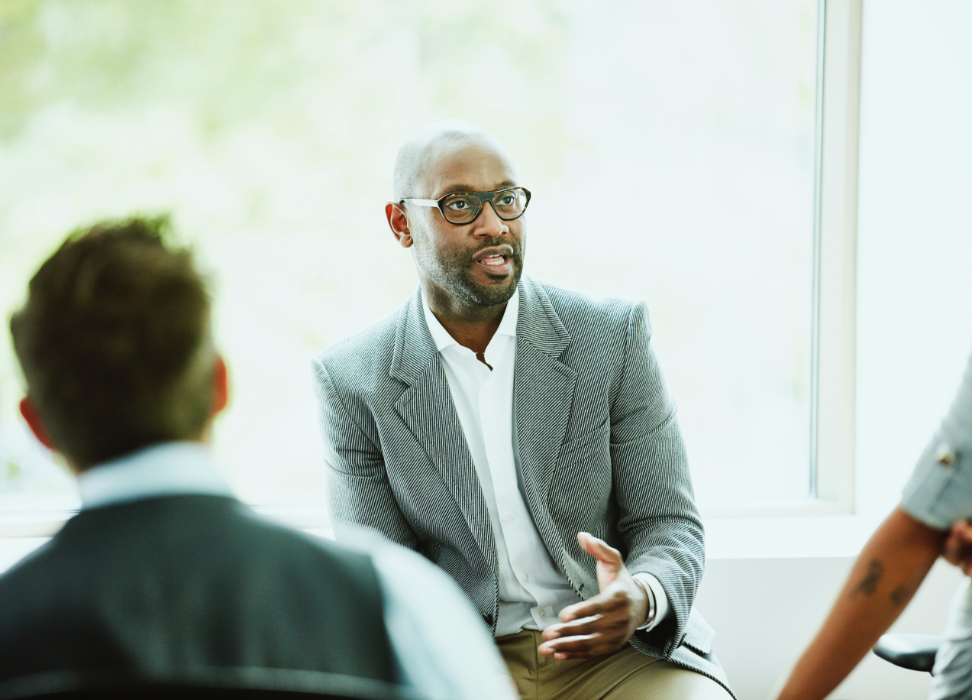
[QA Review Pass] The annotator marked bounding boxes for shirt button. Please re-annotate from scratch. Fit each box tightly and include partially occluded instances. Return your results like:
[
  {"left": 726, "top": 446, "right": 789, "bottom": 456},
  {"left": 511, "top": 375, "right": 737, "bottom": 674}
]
[
  {"left": 506, "top": 512, "right": 515, "bottom": 522},
  {"left": 935, "top": 443, "right": 957, "bottom": 467},
  {"left": 522, "top": 574, "right": 530, "bottom": 583},
  {"left": 538, "top": 609, "right": 546, "bottom": 619}
]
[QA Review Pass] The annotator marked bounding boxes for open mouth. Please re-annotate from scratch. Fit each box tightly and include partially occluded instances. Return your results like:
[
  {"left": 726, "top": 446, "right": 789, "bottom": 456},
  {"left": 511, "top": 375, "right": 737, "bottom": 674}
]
[
  {"left": 472, "top": 246, "right": 515, "bottom": 275},
  {"left": 478, "top": 254, "right": 508, "bottom": 267}
]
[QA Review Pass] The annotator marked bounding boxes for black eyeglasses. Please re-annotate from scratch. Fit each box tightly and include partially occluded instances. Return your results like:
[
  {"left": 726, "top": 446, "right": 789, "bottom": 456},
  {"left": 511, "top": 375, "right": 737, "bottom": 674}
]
[{"left": 400, "top": 186, "right": 531, "bottom": 225}]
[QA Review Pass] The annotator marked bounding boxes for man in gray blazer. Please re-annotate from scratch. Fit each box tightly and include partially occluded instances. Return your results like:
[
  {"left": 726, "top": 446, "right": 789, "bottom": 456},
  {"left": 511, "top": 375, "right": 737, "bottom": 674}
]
[{"left": 313, "top": 120, "right": 732, "bottom": 699}]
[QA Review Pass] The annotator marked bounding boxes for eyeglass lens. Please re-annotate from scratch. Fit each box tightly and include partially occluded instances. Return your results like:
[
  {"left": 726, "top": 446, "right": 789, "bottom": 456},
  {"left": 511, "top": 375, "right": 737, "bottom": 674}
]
[{"left": 440, "top": 188, "right": 528, "bottom": 224}]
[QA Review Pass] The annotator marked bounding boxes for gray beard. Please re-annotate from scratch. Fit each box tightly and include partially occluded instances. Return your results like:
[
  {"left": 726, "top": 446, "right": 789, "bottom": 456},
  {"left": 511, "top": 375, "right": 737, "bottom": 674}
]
[
  {"left": 444, "top": 265, "right": 522, "bottom": 308},
  {"left": 418, "top": 233, "right": 525, "bottom": 309}
]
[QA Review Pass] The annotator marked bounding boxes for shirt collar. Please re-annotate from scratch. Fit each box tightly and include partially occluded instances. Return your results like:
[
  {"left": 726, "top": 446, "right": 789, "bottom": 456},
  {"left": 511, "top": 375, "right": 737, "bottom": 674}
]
[
  {"left": 77, "top": 441, "right": 233, "bottom": 510},
  {"left": 421, "top": 287, "right": 520, "bottom": 352}
]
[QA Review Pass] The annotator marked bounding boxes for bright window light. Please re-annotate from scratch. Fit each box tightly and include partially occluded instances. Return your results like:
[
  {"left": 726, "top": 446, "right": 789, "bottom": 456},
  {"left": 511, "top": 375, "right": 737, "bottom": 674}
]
[{"left": 0, "top": 0, "right": 818, "bottom": 515}]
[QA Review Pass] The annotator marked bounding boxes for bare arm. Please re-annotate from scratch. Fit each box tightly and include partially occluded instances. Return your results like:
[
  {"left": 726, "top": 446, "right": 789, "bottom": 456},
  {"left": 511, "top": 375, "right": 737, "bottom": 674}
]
[{"left": 775, "top": 506, "right": 946, "bottom": 700}]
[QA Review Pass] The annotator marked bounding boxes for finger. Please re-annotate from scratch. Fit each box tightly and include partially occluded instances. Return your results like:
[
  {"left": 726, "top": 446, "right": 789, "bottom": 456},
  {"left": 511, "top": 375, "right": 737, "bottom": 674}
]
[
  {"left": 538, "top": 633, "right": 598, "bottom": 656},
  {"left": 943, "top": 536, "right": 962, "bottom": 565},
  {"left": 543, "top": 615, "right": 621, "bottom": 640},
  {"left": 948, "top": 521, "right": 972, "bottom": 547},
  {"left": 558, "top": 591, "right": 627, "bottom": 622},
  {"left": 943, "top": 530, "right": 972, "bottom": 567},
  {"left": 577, "top": 532, "right": 623, "bottom": 569},
  {"left": 539, "top": 634, "right": 617, "bottom": 660}
]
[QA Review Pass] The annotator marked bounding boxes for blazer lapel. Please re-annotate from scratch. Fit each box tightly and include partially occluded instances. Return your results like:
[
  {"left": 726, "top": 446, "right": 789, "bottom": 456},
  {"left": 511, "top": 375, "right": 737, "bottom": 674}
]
[
  {"left": 514, "top": 277, "right": 578, "bottom": 548},
  {"left": 390, "top": 288, "right": 497, "bottom": 571}
]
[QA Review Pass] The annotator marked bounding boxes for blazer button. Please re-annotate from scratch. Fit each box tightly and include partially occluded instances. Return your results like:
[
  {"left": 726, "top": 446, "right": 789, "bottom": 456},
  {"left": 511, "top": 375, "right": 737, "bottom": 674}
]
[{"left": 935, "top": 443, "right": 957, "bottom": 467}]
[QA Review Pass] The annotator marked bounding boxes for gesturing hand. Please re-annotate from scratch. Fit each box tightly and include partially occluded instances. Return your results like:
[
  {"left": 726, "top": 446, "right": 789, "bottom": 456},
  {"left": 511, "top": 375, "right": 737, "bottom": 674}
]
[
  {"left": 538, "top": 532, "right": 649, "bottom": 661},
  {"left": 943, "top": 519, "right": 972, "bottom": 576}
]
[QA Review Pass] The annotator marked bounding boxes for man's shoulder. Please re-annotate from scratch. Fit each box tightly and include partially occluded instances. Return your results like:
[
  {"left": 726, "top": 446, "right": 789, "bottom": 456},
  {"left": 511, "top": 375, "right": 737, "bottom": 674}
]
[
  {"left": 313, "top": 305, "right": 402, "bottom": 380},
  {"left": 526, "top": 276, "right": 646, "bottom": 335},
  {"left": 0, "top": 537, "right": 57, "bottom": 596},
  {"left": 0, "top": 497, "right": 382, "bottom": 596}
]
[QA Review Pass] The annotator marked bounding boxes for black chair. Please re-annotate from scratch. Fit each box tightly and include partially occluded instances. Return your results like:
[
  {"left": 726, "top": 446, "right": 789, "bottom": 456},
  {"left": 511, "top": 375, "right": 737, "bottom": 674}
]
[
  {"left": 873, "top": 633, "right": 945, "bottom": 674},
  {"left": 0, "top": 668, "right": 427, "bottom": 700}
]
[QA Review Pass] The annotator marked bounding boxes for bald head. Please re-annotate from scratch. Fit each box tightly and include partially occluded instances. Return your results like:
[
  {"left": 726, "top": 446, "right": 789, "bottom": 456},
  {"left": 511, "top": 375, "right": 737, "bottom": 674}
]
[{"left": 392, "top": 120, "right": 515, "bottom": 201}]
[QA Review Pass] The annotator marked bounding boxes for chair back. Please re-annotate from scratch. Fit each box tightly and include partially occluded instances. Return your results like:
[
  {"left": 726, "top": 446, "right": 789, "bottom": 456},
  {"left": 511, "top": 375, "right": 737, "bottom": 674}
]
[
  {"left": 872, "top": 633, "right": 943, "bottom": 674},
  {"left": 0, "top": 668, "right": 427, "bottom": 700}
]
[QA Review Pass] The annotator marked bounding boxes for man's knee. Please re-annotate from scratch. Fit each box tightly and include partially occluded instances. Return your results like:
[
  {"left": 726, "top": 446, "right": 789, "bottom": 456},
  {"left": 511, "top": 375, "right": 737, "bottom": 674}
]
[{"left": 607, "top": 660, "right": 732, "bottom": 700}]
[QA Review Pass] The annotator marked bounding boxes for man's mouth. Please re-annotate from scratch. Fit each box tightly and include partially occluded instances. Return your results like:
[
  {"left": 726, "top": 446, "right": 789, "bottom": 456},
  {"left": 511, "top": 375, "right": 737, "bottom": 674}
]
[
  {"left": 472, "top": 246, "right": 515, "bottom": 275},
  {"left": 479, "top": 254, "right": 508, "bottom": 267}
]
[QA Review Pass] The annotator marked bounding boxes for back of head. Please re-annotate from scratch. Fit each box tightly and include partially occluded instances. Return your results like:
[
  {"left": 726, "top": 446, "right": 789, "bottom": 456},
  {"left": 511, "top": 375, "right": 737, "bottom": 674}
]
[{"left": 9, "top": 217, "right": 215, "bottom": 470}]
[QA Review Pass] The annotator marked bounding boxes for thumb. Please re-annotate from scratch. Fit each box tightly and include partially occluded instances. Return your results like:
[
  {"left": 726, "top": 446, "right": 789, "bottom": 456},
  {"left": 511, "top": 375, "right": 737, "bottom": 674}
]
[{"left": 578, "top": 532, "right": 624, "bottom": 581}]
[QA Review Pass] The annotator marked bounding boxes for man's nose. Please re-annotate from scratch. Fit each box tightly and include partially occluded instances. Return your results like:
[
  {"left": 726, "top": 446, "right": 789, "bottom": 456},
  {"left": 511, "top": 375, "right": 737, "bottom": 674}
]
[{"left": 472, "top": 201, "right": 510, "bottom": 237}]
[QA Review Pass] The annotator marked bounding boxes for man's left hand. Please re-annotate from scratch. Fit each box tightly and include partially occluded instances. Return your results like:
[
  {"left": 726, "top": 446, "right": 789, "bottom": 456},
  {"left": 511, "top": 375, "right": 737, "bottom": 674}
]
[{"left": 538, "top": 532, "right": 649, "bottom": 661}]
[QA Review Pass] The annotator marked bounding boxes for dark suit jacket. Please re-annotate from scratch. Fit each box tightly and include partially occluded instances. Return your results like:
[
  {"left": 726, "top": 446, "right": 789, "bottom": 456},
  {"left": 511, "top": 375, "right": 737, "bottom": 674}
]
[
  {"left": 0, "top": 495, "right": 396, "bottom": 687},
  {"left": 313, "top": 275, "right": 732, "bottom": 695}
]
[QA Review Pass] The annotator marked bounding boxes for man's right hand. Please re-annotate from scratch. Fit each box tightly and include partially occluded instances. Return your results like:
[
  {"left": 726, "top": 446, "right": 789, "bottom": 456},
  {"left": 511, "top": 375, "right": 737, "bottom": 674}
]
[{"left": 942, "top": 519, "right": 972, "bottom": 575}]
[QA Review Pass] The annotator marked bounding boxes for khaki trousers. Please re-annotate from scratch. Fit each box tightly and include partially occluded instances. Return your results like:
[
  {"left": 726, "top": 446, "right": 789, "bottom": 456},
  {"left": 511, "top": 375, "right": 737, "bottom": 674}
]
[{"left": 497, "top": 630, "right": 731, "bottom": 700}]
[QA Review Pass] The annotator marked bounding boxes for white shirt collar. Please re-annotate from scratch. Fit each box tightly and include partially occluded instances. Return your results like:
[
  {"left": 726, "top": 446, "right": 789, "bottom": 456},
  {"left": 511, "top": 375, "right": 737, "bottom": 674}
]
[
  {"left": 421, "top": 286, "right": 519, "bottom": 352},
  {"left": 77, "top": 441, "right": 233, "bottom": 509}
]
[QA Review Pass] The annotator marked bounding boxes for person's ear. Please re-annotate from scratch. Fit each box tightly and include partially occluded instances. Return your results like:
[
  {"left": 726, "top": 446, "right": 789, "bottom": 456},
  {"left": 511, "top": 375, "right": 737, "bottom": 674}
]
[
  {"left": 211, "top": 354, "right": 229, "bottom": 417},
  {"left": 386, "top": 202, "right": 414, "bottom": 249},
  {"left": 19, "top": 396, "right": 57, "bottom": 451}
]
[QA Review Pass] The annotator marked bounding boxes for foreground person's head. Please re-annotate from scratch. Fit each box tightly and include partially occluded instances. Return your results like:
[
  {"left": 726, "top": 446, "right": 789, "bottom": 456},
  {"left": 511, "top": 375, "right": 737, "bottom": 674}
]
[
  {"left": 385, "top": 119, "right": 530, "bottom": 313},
  {"left": 10, "top": 217, "right": 227, "bottom": 473}
]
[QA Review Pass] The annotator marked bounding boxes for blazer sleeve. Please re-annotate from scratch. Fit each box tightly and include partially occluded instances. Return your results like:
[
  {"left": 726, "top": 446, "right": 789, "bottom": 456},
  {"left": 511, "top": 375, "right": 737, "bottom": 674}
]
[
  {"left": 312, "top": 357, "right": 419, "bottom": 551},
  {"left": 609, "top": 301, "right": 705, "bottom": 655}
]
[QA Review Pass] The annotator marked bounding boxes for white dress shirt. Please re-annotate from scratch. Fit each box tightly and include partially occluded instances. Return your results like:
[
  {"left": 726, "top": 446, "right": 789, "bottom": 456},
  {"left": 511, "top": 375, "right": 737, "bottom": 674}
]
[
  {"left": 422, "top": 290, "right": 669, "bottom": 636},
  {"left": 77, "top": 442, "right": 515, "bottom": 700}
]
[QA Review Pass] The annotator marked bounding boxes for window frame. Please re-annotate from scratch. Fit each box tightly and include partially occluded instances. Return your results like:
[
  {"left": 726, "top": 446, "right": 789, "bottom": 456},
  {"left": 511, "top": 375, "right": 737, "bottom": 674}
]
[{"left": 700, "top": 0, "right": 863, "bottom": 519}]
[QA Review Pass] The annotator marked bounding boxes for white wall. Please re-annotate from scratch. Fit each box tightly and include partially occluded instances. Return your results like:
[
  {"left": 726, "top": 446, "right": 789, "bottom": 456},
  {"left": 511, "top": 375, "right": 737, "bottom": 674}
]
[
  {"left": 698, "top": 558, "right": 963, "bottom": 700},
  {"left": 700, "top": 1, "right": 972, "bottom": 698}
]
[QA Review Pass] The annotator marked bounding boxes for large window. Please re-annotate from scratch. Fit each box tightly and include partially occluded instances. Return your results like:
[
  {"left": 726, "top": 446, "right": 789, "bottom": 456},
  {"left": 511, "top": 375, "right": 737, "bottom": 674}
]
[{"left": 0, "top": 0, "right": 827, "bottom": 528}]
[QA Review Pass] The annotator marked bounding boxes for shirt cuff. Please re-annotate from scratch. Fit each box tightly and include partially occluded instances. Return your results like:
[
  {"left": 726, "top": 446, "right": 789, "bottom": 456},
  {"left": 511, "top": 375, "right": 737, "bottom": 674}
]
[{"left": 632, "top": 573, "right": 670, "bottom": 632}]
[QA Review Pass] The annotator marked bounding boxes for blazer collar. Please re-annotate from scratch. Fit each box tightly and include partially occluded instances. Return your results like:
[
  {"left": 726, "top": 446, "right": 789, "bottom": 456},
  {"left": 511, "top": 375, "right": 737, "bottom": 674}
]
[
  {"left": 511, "top": 276, "right": 577, "bottom": 559},
  {"left": 389, "top": 286, "right": 437, "bottom": 386},
  {"left": 389, "top": 275, "right": 570, "bottom": 385},
  {"left": 515, "top": 275, "right": 571, "bottom": 359}
]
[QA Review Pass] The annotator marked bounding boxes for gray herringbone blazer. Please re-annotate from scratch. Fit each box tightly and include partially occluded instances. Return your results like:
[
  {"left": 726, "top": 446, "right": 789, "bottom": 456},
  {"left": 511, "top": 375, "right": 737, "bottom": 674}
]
[{"left": 313, "top": 275, "right": 731, "bottom": 694}]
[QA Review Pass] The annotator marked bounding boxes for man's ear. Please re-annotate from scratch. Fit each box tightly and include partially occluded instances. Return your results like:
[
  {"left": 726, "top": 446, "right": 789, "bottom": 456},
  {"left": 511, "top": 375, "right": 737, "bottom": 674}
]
[
  {"left": 212, "top": 354, "right": 229, "bottom": 417},
  {"left": 385, "top": 202, "right": 414, "bottom": 249},
  {"left": 19, "top": 396, "right": 57, "bottom": 451}
]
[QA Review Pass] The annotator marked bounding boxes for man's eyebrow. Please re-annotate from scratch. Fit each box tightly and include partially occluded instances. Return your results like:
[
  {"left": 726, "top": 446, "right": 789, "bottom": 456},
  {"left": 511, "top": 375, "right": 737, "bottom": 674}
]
[{"left": 438, "top": 180, "right": 517, "bottom": 196}]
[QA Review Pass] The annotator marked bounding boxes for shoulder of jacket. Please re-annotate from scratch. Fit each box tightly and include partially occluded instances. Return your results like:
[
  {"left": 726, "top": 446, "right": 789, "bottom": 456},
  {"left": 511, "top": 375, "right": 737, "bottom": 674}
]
[
  {"left": 528, "top": 276, "right": 643, "bottom": 332},
  {"left": 313, "top": 307, "right": 400, "bottom": 375}
]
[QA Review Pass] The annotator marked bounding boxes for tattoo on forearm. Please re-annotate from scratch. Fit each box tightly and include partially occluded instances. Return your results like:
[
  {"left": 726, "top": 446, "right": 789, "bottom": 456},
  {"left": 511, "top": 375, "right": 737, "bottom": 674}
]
[
  {"left": 852, "top": 560, "right": 884, "bottom": 598},
  {"left": 889, "top": 570, "right": 924, "bottom": 607},
  {"left": 890, "top": 585, "right": 910, "bottom": 606}
]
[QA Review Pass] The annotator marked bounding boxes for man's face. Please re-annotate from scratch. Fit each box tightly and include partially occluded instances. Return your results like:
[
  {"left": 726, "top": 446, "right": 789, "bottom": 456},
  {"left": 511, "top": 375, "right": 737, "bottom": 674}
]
[{"left": 407, "top": 139, "right": 525, "bottom": 309}]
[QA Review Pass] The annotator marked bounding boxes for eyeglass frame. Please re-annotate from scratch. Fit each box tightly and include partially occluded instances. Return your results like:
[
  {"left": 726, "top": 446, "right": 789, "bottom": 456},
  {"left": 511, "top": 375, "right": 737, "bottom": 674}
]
[{"left": 398, "top": 186, "right": 532, "bottom": 226}]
